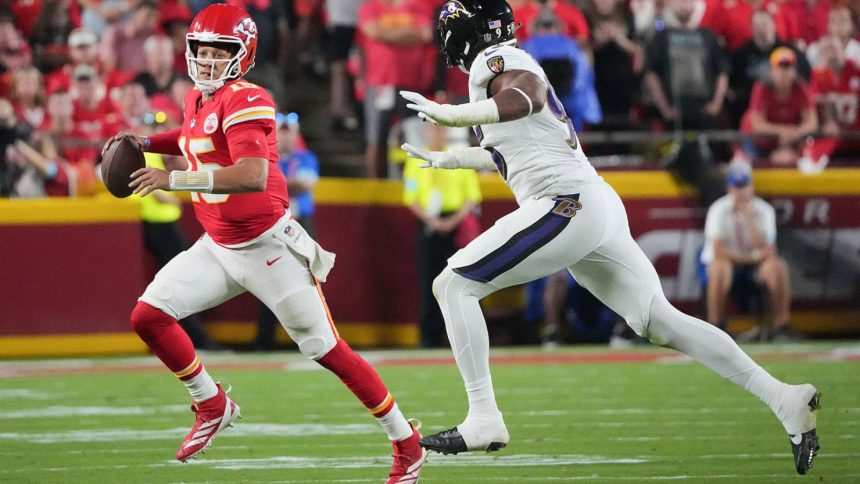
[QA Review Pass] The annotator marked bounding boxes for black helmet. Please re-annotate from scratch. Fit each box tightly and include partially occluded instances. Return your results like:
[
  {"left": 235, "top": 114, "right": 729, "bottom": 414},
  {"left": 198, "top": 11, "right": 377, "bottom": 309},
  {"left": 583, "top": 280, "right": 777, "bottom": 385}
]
[{"left": 437, "top": 0, "right": 516, "bottom": 71}]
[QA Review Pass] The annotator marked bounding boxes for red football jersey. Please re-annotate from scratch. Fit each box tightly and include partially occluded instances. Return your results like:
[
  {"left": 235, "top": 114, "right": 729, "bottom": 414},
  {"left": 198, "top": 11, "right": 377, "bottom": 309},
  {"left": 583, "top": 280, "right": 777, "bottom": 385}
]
[
  {"left": 812, "top": 61, "right": 860, "bottom": 130},
  {"left": 179, "top": 79, "right": 288, "bottom": 245}
]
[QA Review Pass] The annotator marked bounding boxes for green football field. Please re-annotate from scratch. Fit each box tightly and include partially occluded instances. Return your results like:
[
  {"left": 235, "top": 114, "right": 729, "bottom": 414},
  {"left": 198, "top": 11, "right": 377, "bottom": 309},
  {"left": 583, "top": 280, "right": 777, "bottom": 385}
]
[{"left": 1, "top": 343, "right": 858, "bottom": 483}]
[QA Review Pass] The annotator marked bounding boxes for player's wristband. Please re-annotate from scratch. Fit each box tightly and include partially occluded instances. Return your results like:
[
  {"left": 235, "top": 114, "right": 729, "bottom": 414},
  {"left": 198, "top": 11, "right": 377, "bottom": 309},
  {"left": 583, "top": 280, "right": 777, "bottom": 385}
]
[{"left": 169, "top": 170, "right": 213, "bottom": 193}]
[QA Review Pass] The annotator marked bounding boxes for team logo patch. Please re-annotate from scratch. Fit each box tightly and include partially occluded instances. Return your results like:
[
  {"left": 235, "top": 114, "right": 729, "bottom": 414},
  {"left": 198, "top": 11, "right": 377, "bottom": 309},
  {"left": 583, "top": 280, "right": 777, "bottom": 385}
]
[
  {"left": 551, "top": 196, "right": 582, "bottom": 218},
  {"left": 203, "top": 113, "right": 218, "bottom": 134},
  {"left": 487, "top": 55, "right": 505, "bottom": 74},
  {"left": 440, "top": 1, "right": 470, "bottom": 24}
]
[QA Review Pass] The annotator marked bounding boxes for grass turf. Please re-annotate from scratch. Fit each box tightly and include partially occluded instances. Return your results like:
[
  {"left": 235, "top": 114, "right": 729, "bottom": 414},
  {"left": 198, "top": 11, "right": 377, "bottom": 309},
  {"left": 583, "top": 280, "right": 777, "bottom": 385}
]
[{"left": 0, "top": 343, "right": 857, "bottom": 483}]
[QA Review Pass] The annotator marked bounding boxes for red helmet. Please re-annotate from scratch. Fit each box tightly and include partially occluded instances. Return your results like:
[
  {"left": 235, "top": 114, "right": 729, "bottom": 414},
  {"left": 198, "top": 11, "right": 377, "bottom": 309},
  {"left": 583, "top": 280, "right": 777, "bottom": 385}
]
[{"left": 186, "top": 4, "right": 258, "bottom": 93}]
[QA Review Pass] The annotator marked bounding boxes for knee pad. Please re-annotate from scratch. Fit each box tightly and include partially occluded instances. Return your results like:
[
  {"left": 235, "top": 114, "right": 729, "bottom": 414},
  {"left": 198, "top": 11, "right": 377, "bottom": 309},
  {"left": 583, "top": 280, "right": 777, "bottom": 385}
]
[
  {"left": 130, "top": 301, "right": 177, "bottom": 344},
  {"left": 432, "top": 268, "right": 457, "bottom": 301},
  {"left": 271, "top": 287, "right": 337, "bottom": 359}
]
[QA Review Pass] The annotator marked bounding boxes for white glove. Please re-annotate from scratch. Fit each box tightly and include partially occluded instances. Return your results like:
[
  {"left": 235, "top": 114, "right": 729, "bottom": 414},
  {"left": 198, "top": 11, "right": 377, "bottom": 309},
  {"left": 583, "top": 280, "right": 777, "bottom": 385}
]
[
  {"left": 401, "top": 143, "right": 459, "bottom": 169},
  {"left": 400, "top": 90, "right": 500, "bottom": 127}
]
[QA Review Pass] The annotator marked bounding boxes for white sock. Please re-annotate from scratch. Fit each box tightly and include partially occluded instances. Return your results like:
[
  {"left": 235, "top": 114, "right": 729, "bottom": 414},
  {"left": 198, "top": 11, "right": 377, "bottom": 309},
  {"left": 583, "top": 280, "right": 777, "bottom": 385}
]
[
  {"left": 466, "top": 376, "right": 501, "bottom": 417},
  {"left": 377, "top": 403, "right": 413, "bottom": 441},
  {"left": 183, "top": 368, "right": 218, "bottom": 402}
]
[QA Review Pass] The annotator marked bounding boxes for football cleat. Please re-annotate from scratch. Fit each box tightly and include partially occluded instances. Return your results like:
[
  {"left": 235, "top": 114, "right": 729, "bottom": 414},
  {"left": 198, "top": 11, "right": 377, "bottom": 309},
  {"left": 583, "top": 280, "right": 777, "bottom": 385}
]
[
  {"left": 385, "top": 419, "right": 428, "bottom": 484},
  {"left": 419, "top": 427, "right": 507, "bottom": 455},
  {"left": 789, "top": 391, "right": 822, "bottom": 474},
  {"left": 176, "top": 383, "right": 241, "bottom": 462}
]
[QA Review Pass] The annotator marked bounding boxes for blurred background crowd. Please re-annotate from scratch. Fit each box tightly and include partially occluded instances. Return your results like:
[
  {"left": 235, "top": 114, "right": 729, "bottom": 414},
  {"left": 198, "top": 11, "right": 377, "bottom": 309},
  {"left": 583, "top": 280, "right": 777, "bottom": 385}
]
[{"left": 2, "top": 0, "right": 860, "bottom": 198}]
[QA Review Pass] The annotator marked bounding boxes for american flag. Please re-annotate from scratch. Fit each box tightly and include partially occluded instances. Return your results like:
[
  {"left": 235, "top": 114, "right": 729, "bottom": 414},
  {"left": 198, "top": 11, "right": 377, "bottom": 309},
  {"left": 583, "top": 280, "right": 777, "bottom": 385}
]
[{"left": 488, "top": 20, "right": 501, "bottom": 29}]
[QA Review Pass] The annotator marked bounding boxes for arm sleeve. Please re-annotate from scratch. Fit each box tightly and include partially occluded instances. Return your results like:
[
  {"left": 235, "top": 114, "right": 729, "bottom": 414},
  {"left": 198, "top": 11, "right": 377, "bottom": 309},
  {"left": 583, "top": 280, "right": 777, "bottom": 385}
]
[{"left": 148, "top": 128, "right": 183, "bottom": 155}]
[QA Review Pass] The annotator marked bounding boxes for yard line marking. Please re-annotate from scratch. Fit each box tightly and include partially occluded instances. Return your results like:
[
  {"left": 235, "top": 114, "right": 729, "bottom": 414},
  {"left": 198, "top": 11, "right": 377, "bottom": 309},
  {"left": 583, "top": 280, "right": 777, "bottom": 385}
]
[
  {"left": 0, "top": 389, "right": 54, "bottom": 400},
  {"left": 0, "top": 405, "right": 186, "bottom": 419},
  {"left": 0, "top": 423, "right": 379, "bottom": 443}
]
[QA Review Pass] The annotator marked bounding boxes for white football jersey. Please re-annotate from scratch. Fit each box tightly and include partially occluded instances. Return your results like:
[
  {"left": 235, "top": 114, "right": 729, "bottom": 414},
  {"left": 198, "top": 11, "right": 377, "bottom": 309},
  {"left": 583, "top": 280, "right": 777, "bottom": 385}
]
[{"left": 469, "top": 44, "right": 600, "bottom": 204}]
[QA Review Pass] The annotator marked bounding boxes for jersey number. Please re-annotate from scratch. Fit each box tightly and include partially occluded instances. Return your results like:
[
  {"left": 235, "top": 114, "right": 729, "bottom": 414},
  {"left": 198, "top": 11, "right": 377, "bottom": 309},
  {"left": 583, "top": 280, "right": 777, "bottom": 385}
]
[
  {"left": 546, "top": 82, "right": 579, "bottom": 150},
  {"left": 178, "top": 136, "right": 230, "bottom": 204}
]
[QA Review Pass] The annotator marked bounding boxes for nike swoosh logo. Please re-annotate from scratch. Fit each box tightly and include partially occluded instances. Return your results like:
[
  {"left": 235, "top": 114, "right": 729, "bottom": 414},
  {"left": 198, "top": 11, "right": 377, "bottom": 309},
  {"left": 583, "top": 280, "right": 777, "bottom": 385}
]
[
  {"left": 790, "top": 434, "right": 802, "bottom": 445},
  {"left": 248, "top": 95, "right": 261, "bottom": 102},
  {"left": 266, "top": 257, "right": 282, "bottom": 266},
  {"left": 484, "top": 47, "right": 501, "bottom": 57}
]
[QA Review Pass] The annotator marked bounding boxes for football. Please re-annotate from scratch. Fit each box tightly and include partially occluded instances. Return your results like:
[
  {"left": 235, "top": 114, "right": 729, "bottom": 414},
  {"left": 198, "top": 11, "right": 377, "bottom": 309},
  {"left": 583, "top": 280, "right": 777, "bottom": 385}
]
[{"left": 100, "top": 137, "right": 145, "bottom": 198}]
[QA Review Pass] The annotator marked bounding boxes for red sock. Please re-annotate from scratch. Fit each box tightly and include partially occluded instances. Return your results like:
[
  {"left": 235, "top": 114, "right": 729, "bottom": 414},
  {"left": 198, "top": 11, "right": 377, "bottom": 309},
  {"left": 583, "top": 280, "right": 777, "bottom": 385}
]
[
  {"left": 317, "top": 339, "right": 395, "bottom": 417},
  {"left": 131, "top": 301, "right": 202, "bottom": 379}
]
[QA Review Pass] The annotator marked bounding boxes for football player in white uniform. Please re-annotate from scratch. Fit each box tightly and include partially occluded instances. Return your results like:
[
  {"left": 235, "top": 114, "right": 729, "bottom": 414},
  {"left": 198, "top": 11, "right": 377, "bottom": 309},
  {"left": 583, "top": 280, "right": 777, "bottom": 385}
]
[{"left": 399, "top": 0, "right": 821, "bottom": 475}]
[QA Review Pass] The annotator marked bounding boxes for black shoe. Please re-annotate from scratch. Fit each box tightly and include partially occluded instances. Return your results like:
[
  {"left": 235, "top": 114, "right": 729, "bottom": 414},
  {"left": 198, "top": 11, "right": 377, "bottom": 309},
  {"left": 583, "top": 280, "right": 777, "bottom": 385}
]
[
  {"left": 789, "top": 391, "right": 822, "bottom": 474},
  {"left": 418, "top": 427, "right": 507, "bottom": 455}
]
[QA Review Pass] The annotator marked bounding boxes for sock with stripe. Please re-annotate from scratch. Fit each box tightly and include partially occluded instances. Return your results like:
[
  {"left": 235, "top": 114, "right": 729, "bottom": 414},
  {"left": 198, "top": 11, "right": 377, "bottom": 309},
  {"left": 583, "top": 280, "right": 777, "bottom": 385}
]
[
  {"left": 317, "top": 339, "right": 413, "bottom": 441},
  {"left": 131, "top": 301, "right": 218, "bottom": 402}
]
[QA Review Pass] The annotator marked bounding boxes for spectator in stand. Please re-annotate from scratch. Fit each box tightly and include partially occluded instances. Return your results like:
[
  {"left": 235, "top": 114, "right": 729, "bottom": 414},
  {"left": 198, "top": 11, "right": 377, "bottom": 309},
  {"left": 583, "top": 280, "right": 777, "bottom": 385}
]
[
  {"left": 0, "top": 35, "right": 33, "bottom": 97},
  {"left": 45, "top": 27, "right": 130, "bottom": 95},
  {"left": 295, "top": 0, "right": 326, "bottom": 78},
  {"left": 644, "top": 0, "right": 728, "bottom": 131},
  {"left": 325, "top": 0, "right": 362, "bottom": 131},
  {"left": 584, "top": 0, "right": 643, "bottom": 130},
  {"left": 161, "top": 9, "right": 193, "bottom": 74},
  {"left": 514, "top": 0, "right": 590, "bottom": 44},
  {"left": 729, "top": 9, "right": 811, "bottom": 127},
  {"left": 79, "top": 0, "right": 132, "bottom": 37},
  {"left": 134, "top": 34, "right": 181, "bottom": 97},
  {"left": 806, "top": 6, "right": 860, "bottom": 69},
  {"left": 149, "top": 76, "right": 190, "bottom": 129},
  {"left": 10, "top": 66, "right": 46, "bottom": 130},
  {"left": 67, "top": 63, "right": 128, "bottom": 166},
  {"left": 740, "top": 47, "right": 817, "bottom": 166},
  {"left": 100, "top": 0, "right": 160, "bottom": 74},
  {"left": 643, "top": 0, "right": 728, "bottom": 203},
  {"left": 403, "top": 123, "right": 482, "bottom": 348},
  {"left": 12, "top": 132, "right": 75, "bottom": 197},
  {"left": 701, "top": 161, "right": 795, "bottom": 341},
  {"left": 358, "top": 0, "right": 435, "bottom": 178},
  {"left": 807, "top": 35, "right": 860, "bottom": 169},
  {"left": 254, "top": 112, "right": 321, "bottom": 351},
  {"left": 700, "top": 0, "right": 799, "bottom": 53},
  {"left": 42, "top": 89, "right": 74, "bottom": 137},
  {"left": 117, "top": 77, "right": 152, "bottom": 130},
  {"left": 29, "top": 0, "right": 82, "bottom": 73},
  {"left": 521, "top": 8, "right": 602, "bottom": 131},
  {"left": 0, "top": 98, "right": 35, "bottom": 196}
]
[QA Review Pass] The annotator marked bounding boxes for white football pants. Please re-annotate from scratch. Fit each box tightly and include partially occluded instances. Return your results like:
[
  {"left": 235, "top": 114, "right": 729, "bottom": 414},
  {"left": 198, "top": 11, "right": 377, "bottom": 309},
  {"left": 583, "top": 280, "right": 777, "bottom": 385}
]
[
  {"left": 435, "top": 181, "right": 779, "bottom": 419},
  {"left": 139, "top": 214, "right": 338, "bottom": 359}
]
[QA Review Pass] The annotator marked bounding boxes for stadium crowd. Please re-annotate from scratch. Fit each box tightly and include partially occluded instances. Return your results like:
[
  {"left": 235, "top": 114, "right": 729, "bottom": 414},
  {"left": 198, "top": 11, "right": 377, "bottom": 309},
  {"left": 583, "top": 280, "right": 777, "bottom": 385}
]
[{"left": 1, "top": 0, "right": 859, "bottom": 198}]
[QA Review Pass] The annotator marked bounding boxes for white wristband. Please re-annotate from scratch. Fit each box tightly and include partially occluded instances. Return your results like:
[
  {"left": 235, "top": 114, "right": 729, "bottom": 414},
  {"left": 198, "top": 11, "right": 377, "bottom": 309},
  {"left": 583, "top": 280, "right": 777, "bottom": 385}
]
[
  {"left": 450, "top": 147, "right": 497, "bottom": 170},
  {"left": 169, "top": 170, "right": 213, "bottom": 192},
  {"left": 443, "top": 99, "right": 500, "bottom": 127}
]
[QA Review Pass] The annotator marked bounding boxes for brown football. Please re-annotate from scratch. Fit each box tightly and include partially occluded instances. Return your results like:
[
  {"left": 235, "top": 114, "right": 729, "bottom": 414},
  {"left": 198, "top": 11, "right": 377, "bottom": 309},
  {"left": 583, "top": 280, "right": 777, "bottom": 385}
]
[{"left": 100, "top": 137, "right": 145, "bottom": 198}]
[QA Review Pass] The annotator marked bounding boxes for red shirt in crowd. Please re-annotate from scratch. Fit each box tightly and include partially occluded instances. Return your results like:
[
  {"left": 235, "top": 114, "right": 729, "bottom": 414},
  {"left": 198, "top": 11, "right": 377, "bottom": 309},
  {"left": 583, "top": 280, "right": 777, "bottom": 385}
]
[
  {"left": 514, "top": 0, "right": 590, "bottom": 42},
  {"left": 63, "top": 97, "right": 127, "bottom": 164},
  {"left": 741, "top": 79, "right": 814, "bottom": 131},
  {"left": 812, "top": 60, "right": 860, "bottom": 130},
  {"left": 45, "top": 63, "right": 134, "bottom": 95},
  {"left": 357, "top": 0, "right": 435, "bottom": 91},
  {"left": 700, "top": 0, "right": 811, "bottom": 52}
]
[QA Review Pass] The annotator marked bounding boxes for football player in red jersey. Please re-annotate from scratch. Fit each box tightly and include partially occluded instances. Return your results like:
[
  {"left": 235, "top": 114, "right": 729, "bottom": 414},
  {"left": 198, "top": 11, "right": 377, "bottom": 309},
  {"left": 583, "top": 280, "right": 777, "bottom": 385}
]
[{"left": 103, "top": 5, "right": 426, "bottom": 481}]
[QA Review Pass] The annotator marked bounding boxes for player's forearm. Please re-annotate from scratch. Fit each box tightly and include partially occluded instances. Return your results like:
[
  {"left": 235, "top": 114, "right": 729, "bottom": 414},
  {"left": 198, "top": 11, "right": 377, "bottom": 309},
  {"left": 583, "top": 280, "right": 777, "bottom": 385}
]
[
  {"left": 169, "top": 157, "right": 268, "bottom": 193},
  {"left": 450, "top": 147, "right": 497, "bottom": 170},
  {"left": 147, "top": 128, "right": 183, "bottom": 156},
  {"left": 211, "top": 157, "right": 268, "bottom": 193}
]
